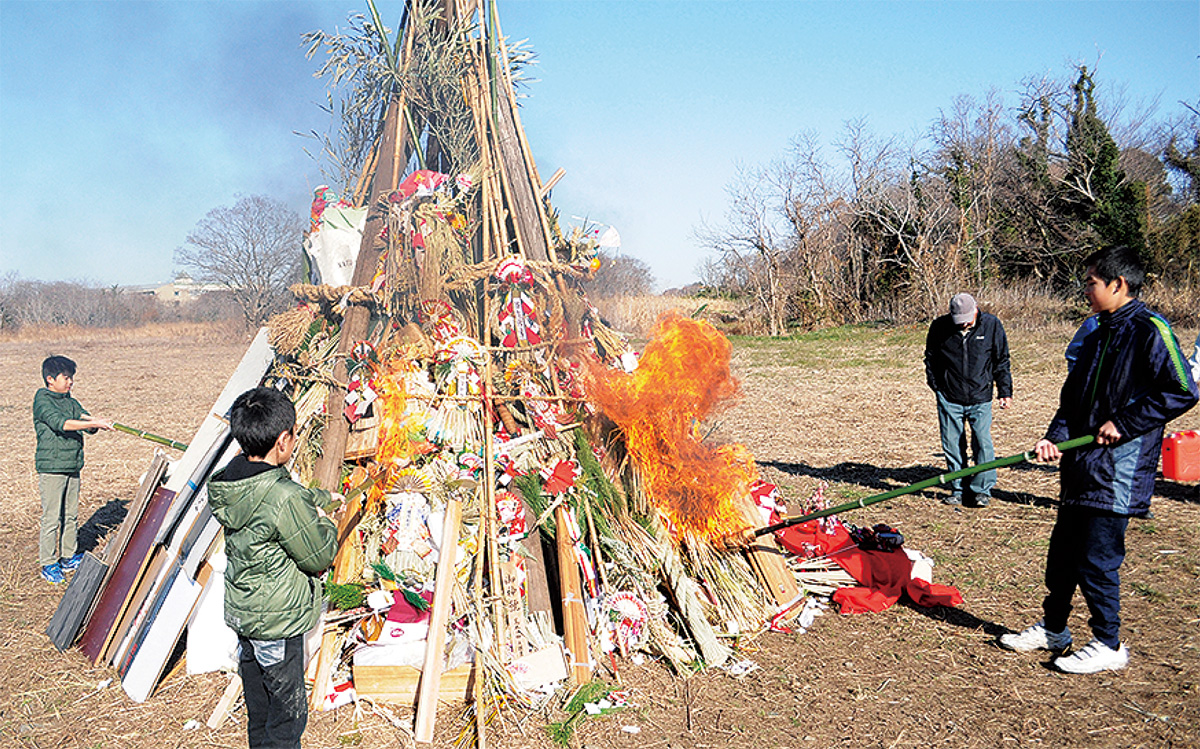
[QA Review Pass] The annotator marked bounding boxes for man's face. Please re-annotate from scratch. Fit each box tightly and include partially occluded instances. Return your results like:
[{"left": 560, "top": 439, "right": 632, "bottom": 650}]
[
  {"left": 46, "top": 372, "right": 73, "bottom": 394},
  {"left": 958, "top": 310, "right": 977, "bottom": 330}
]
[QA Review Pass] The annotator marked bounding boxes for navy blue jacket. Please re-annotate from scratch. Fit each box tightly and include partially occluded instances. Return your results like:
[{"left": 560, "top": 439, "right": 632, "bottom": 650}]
[
  {"left": 924, "top": 311, "right": 1012, "bottom": 405},
  {"left": 1045, "top": 299, "right": 1198, "bottom": 516}
]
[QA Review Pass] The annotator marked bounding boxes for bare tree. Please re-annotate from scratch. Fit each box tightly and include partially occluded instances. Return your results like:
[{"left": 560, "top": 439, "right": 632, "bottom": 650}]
[
  {"left": 587, "top": 250, "right": 655, "bottom": 298},
  {"left": 696, "top": 162, "right": 791, "bottom": 335},
  {"left": 175, "top": 195, "right": 303, "bottom": 328},
  {"left": 931, "top": 90, "right": 1011, "bottom": 284}
]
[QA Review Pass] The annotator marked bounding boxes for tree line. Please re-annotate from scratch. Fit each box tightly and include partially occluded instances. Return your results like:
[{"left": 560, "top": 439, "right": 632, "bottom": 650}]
[
  {"left": 697, "top": 67, "right": 1199, "bottom": 335},
  {"left": 1, "top": 195, "right": 302, "bottom": 333}
]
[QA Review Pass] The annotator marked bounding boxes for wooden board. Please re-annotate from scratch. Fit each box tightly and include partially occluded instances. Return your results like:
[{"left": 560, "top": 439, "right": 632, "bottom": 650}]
[
  {"left": 44, "top": 552, "right": 108, "bottom": 651},
  {"left": 344, "top": 412, "right": 379, "bottom": 460},
  {"left": 115, "top": 449, "right": 235, "bottom": 698},
  {"left": 78, "top": 328, "right": 271, "bottom": 665},
  {"left": 101, "top": 453, "right": 170, "bottom": 567},
  {"left": 103, "top": 546, "right": 167, "bottom": 666},
  {"left": 309, "top": 474, "right": 368, "bottom": 711},
  {"left": 555, "top": 505, "right": 591, "bottom": 685},
  {"left": 735, "top": 494, "right": 800, "bottom": 607},
  {"left": 414, "top": 496, "right": 463, "bottom": 743},
  {"left": 354, "top": 663, "right": 474, "bottom": 706},
  {"left": 77, "top": 486, "right": 175, "bottom": 663},
  {"left": 518, "top": 493, "right": 552, "bottom": 615},
  {"left": 493, "top": 79, "right": 550, "bottom": 262},
  {"left": 46, "top": 454, "right": 170, "bottom": 652},
  {"left": 105, "top": 437, "right": 231, "bottom": 667},
  {"left": 120, "top": 558, "right": 213, "bottom": 702}
]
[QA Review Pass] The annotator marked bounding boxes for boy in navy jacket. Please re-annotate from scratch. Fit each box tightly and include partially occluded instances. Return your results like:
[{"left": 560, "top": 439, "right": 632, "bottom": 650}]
[{"left": 1000, "top": 246, "right": 1198, "bottom": 673}]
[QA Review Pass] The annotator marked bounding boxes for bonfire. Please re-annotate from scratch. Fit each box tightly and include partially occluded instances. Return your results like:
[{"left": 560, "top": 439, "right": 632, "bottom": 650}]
[{"left": 45, "top": 2, "right": 962, "bottom": 745}]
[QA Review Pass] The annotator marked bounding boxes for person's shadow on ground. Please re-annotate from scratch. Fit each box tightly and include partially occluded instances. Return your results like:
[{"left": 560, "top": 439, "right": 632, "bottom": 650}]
[
  {"left": 75, "top": 499, "right": 128, "bottom": 555},
  {"left": 1154, "top": 477, "right": 1200, "bottom": 505}
]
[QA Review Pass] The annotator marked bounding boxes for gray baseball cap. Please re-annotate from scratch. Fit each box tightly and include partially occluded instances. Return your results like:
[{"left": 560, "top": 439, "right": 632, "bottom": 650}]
[{"left": 950, "top": 293, "right": 977, "bottom": 325}]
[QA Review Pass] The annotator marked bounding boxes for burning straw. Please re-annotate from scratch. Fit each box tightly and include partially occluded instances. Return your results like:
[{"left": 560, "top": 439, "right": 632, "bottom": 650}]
[{"left": 585, "top": 311, "right": 757, "bottom": 544}]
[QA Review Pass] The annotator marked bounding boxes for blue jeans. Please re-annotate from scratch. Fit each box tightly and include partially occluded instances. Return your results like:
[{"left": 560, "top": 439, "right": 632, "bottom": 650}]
[
  {"left": 1042, "top": 505, "right": 1128, "bottom": 648},
  {"left": 935, "top": 392, "right": 995, "bottom": 498}
]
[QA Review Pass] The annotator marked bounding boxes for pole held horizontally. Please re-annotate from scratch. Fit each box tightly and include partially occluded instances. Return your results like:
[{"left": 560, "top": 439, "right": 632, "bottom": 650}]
[
  {"left": 112, "top": 422, "right": 189, "bottom": 452},
  {"left": 745, "top": 435, "right": 1096, "bottom": 541}
]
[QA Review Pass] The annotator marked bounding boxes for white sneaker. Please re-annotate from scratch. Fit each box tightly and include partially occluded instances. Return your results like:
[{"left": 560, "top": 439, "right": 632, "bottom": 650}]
[
  {"left": 1053, "top": 639, "right": 1129, "bottom": 674},
  {"left": 998, "top": 621, "right": 1072, "bottom": 652}
]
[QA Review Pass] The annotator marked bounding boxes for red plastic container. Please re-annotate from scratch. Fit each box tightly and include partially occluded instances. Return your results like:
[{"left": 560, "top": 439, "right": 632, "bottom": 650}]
[{"left": 1161, "top": 430, "right": 1200, "bottom": 482}]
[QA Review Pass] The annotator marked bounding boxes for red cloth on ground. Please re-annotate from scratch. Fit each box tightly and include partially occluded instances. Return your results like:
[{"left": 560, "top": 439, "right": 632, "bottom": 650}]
[{"left": 775, "top": 520, "right": 963, "bottom": 614}]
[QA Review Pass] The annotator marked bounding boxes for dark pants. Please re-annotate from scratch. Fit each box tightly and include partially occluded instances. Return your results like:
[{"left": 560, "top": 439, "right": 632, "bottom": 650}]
[
  {"left": 238, "top": 634, "right": 307, "bottom": 749},
  {"left": 1042, "top": 505, "right": 1128, "bottom": 649}
]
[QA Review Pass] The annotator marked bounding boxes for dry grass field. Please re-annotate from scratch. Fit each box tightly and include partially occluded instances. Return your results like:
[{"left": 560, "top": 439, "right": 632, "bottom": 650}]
[{"left": 1, "top": 319, "right": 1198, "bottom": 749}]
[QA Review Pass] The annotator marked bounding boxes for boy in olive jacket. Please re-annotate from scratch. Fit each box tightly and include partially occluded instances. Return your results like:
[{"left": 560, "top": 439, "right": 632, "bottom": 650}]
[
  {"left": 33, "top": 355, "right": 113, "bottom": 584},
  {"left": 208, "top": 387, "right": 340, "bottom": 749}
]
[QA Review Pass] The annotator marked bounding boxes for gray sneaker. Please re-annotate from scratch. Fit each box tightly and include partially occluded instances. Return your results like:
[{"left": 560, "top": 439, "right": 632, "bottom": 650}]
[
  {"left": 998, "top": 621, "right": 1072, "bottom": 652},
  {"left": 971, "top": 495, "right": 991, "bottom": 508},
  {"left": 1053, "top": 639, "right": 1128, "bottom": 673},
  {"left": 942, "top": 493, "right": 963, "bottom": 506}
]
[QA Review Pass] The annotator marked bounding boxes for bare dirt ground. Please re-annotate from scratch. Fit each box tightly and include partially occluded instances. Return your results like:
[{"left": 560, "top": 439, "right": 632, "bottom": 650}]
[{"left": 2, "top": 321, "right": 1198, "bottom": 749}]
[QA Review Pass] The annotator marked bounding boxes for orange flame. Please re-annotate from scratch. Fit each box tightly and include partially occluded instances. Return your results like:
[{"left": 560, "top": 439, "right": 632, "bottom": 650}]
[
  {"left": 369, "top": 357, "right": 429, "bottom": 512},
  {"left": 586, "top": 312, "right": 756, "bottom": 543}
]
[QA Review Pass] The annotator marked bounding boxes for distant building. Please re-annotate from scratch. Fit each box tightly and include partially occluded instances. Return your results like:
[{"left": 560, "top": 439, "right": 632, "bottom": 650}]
[{"left": 125, "top": 274, "right": 227, "bottom": 306}]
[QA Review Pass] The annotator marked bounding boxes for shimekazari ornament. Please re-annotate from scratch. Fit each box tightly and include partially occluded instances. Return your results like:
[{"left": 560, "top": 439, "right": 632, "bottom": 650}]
[{"left": 495, "top": 257, "right": 542, "bottom": 348}]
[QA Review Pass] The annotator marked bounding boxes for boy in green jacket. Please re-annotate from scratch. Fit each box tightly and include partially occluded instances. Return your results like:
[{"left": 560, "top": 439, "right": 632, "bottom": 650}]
[
  {"left": 33, "top": 356, "right": 113, "bottom": 584},
  {"left": 208, "top": 386, "right": 340, "bottom": 749}
]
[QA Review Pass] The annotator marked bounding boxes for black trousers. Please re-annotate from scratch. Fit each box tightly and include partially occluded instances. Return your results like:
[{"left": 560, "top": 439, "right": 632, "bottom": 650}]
[
  {"left": 237, "top": 634, "right": 307, "bottom": 749},
  {"left": 1042, "top": 505, "right": 1129, "bottom": 649}
]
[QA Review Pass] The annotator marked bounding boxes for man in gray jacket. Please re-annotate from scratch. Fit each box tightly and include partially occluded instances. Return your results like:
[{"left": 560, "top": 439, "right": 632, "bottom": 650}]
[{"left": 924, "top": 293, "right": 1013, "bottom": 507}]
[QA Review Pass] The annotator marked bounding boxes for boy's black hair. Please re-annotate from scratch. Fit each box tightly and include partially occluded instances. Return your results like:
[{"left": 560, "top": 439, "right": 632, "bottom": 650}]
[
  {"left": 42, "top": 355, "right": 76, "bottom": 383},
  {"left": 1084, "top": 245, "right": 1145, "bottom": 297},
  {"left": 229, "top": 386, "right": 296, "bottom": 458}
]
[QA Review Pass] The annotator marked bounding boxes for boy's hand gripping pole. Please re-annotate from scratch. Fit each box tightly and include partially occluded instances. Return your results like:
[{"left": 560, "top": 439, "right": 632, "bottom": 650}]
[
  {"left": 321, "top": 468, "right": 389, "bottom": 513},
  {"left": 725, "top": 435, "right": 1096, "bottom": 548}
]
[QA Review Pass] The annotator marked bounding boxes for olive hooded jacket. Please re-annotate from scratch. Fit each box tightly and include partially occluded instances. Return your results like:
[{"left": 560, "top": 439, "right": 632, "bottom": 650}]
[
  {"left": 208, "top": 460, "right": 337, "bottom": 640},
  {"left": 33, "top": 388, "right": 92, "bottom": 473}
]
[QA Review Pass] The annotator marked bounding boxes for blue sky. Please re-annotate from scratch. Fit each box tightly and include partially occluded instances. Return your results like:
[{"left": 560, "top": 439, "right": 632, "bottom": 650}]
[{"left": 1, "top": 1, "right": 1196, "bottom": 290}]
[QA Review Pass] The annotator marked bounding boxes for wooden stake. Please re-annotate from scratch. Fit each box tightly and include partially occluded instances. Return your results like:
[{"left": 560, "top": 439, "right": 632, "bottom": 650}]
[
  {"left": 312, "top": 96, "right": 407, "bottom": 493},
  {"left": 555, "top": 505, "right": 591, "bottom": 685},
  {"left": 415, "top": 495, "right": 463, "bottom": 744},
  {"left": 539, "top": 167, "right": 565, "bottom": 197},
  {"left": 206, "top": 674, "right": 243, "bottom": 730}
]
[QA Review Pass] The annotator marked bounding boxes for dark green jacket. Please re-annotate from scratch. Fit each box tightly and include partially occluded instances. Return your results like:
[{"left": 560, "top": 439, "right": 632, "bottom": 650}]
[
  {"left": 208, "top": 463, "right": 337, "bottom": 640},
  {"left": 33, "top": 388, "right": 91, "bottom": 474}
]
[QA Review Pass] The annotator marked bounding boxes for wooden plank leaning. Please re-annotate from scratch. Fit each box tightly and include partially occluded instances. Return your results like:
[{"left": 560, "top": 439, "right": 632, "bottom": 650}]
[
  {"left": 414, "top": 495, "right": 464, "bottom": 743},
  {"left": 45, "top": 452, "right": 169, "bottom": 652}
]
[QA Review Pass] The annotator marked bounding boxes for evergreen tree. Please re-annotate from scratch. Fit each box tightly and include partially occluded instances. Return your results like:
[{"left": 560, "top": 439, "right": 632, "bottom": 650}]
[{"left": 1060, "top": 67, "right": 1148, "bottom": 253}]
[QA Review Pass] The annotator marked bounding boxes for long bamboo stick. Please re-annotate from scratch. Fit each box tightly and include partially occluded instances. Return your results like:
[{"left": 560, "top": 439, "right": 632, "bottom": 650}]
[{"left": 738, "top": 436, "right": 1098, "bottom": 543}]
